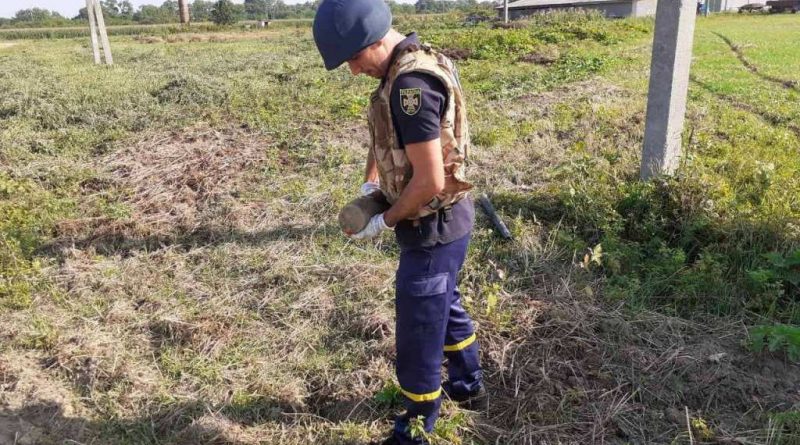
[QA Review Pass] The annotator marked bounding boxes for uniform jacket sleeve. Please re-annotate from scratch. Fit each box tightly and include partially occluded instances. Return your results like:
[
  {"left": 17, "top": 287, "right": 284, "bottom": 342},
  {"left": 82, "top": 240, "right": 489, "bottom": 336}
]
[{"left": 389, "top": 72, "right": 448, "bottom": 147}]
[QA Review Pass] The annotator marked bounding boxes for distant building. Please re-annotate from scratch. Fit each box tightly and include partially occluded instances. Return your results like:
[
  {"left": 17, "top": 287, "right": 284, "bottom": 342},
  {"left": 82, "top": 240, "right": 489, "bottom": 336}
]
[
  {"left": 496, "top": 0, "right": 658, "bottom": 18},
  {"left": 704, "top": 0, "right": 752, "bottom": 12}
]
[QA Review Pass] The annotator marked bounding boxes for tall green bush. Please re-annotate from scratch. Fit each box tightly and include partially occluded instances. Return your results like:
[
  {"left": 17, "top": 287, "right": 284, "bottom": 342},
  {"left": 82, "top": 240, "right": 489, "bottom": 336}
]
[{"left": 211, "top": 0, "right": 239, "bottom": 25}]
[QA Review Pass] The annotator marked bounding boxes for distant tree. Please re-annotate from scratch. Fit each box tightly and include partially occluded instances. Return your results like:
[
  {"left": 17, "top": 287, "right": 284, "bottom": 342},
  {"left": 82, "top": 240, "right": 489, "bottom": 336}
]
[
  {"left": 133, "top": 4, "right": 175, "bottom": 23},
  {"left": 387, "top": 0, "right": 415, "bottom": 14},
  {"left": 119, "top": 0, "right": 134, "bottom": 18},
  {"left": 161, "top": 0, "right": 180, "bottom": 15},
  {"left": 9, "top": 8, "right": 72, "bottom": 26},
  {"left": 244, "top": 0, "right": 273, "bottom": 19},
  {"left": 414, "top": 0, "right": 484, "bottom": 13},
  {"left": 415, "top": 0, "right": 435, "bottom": 13},
  {"left": 14, "top": 8, "right": 54, "bottom": 22},
  {"left": 191, "top": 0, "right": 214, "bottom": 21},
  {"left": 271, "top": 0, "right": 289, "bottom": 18},
  {"left": 134, "top": 5, "right": 159, "bottom": 23},
  {"left": 102, "top": 0, "right": 120, "bottom": 16},
  {"left": 211, "top": 0, "right": 238, "bottom": 24}
]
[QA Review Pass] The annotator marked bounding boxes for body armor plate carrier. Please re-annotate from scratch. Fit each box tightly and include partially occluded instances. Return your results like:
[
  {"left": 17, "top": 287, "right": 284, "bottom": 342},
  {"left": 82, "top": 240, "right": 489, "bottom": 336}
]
[{"left": 368, "top": 43, "right": 473, "bottom": 220}]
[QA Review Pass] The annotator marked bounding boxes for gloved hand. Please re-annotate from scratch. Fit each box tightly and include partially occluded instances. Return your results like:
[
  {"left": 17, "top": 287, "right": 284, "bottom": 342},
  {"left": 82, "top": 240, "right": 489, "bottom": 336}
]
[
  {"left": 360, "top": 181, "right": 381, "bottom": 197},
  {"left": 350, "top": 213, "right": 392, "bottom": 239}
]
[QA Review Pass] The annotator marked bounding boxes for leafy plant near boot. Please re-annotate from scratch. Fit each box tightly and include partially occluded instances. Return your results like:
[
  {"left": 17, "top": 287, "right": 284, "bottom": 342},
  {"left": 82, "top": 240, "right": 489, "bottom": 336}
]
[
  {"left": 408, "top": 416, "right": 430, "bottom": 442},
  {"left": 374, "top": 381, "right": 403, "bottom": 408}
]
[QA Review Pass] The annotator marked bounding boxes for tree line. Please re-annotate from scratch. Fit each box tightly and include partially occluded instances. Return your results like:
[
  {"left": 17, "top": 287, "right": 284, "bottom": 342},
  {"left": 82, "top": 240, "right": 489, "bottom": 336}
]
[{"left": 0, "top": 0, "right": 495, "bottom": 27}]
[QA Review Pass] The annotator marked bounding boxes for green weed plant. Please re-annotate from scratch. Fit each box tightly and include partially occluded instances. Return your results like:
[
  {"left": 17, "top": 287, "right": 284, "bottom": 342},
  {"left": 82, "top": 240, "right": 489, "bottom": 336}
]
[{"left": 750, "top": 324, "right": 800, "bottom": 362}]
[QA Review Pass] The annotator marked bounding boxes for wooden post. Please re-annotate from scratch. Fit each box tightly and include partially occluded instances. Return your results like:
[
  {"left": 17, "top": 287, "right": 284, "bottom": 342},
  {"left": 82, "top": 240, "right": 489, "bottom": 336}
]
[
  {"left": 86, "top": 0, "right": 101, "bottom": 64},
  {"left": 92, "top": 0, "right": 113, "bottom": 65},
  {"left": 504, "top": 0, "right": 509, "bottom": 23},
  {"left": 640, "top": 0, "right": 697, "bottom": 179},
  {"left": 179, "top": 0, "right": 190, "bottom": 24}
]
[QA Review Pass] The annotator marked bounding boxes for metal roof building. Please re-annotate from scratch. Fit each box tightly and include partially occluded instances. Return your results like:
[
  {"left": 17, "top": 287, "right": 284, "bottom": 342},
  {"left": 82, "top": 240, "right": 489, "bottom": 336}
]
[{"left": 496, "top": 0, "right": 659, "bottom": 18}]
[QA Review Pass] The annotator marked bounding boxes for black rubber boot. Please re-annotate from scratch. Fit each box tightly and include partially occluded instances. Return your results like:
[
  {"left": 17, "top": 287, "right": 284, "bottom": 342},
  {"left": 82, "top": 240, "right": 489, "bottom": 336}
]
[{"left": 443, "top": 384, "right": 488, "bottom": 411}]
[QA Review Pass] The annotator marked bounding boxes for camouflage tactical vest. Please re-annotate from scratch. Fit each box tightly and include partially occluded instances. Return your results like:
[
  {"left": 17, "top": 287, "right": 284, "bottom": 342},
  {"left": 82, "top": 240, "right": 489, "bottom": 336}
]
[{"left": 367, "top": 43, "right": 472, "bottom": 220}]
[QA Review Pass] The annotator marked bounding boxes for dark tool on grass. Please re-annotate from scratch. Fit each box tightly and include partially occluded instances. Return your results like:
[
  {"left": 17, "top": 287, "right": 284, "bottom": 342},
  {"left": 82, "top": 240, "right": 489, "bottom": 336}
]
[
  {"left": 477, "top": 193, "right": 512, "bottom": 240},
  {"left": 338, "top": 193, "right": 391, "bottom": 235}
]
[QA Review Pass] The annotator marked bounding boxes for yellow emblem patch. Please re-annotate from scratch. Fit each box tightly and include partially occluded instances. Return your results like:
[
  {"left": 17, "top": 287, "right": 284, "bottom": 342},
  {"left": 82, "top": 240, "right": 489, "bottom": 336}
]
[{"left": 399, "top": 88, "right": 422, "bottom": 116}]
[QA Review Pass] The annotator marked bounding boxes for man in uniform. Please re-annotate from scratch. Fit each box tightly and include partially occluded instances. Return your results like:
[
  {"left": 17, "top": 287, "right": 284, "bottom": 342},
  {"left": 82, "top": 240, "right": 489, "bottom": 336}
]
[{"left": 313, "top": 0, "right": 486, "bottom": 443}]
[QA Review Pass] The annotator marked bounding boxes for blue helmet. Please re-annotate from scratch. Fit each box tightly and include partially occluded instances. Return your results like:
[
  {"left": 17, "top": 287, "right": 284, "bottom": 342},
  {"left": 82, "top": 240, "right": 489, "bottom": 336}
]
[{"left": 313, "top": 0, "right": 392, "bottom": 71}]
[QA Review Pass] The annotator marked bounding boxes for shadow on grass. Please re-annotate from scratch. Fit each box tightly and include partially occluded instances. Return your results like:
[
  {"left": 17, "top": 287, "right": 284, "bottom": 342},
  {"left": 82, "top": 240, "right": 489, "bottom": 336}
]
[
  {"left": 487, "top": 185, "right": 800, "bottom": 323},
  {"left": 0, "top": 395, "right": 374, "bottom": 445},
  {"left": 34, "top": 223, "right": 343, "bottom": 260}
]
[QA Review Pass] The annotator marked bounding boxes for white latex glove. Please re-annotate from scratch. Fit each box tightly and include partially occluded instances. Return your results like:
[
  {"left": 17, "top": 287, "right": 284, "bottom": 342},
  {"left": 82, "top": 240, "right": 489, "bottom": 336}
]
[
  {"left": 360, "top": 181, "right": 381, "bottom": 197},
  {"left": 350, "top": 213, "right": 392, "bottom": 239}
]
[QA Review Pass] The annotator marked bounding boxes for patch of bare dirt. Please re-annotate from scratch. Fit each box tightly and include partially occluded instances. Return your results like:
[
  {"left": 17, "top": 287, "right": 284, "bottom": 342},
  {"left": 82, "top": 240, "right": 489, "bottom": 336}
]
[
  {"left": 492, "top": 21, "right": 529, "bottom": 29},
  {"left": 519, "top": 46, "right": 560, "bottom": 65},
  {"left": 176, "top": 413, "right": 254, "bottom": 444},
  {"left": 439, "top": 47, "right": 474, "bottom": 61},
  {"left": 0, "top": 353, "right": 87, "bottom": 445}
]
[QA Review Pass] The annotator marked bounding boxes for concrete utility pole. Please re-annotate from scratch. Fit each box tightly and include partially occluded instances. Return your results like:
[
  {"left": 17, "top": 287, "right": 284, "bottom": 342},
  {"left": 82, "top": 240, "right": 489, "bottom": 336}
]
[
  {"left": 640, "top": 0, "right": 697, "bottom": 180},
  {"left": 86, "top": 0, "right": 113, "bottom": 65},
  {"left": 93, "top": 0, "right": 113, "bottom": 65},
  {"left": 179, "top": 0, "right": 190, "bottom": 24},
  {"left": 86, "top": 0, "right": 101, "bottom": 64},
  {"left": 504, "top": 0, "right": 509, "bottom": 23}
]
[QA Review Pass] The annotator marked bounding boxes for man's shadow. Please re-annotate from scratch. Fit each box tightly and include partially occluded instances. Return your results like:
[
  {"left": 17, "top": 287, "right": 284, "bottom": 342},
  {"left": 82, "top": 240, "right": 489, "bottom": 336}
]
[{"left": 0, "top": 395, "right": 380, "bottom": 445}]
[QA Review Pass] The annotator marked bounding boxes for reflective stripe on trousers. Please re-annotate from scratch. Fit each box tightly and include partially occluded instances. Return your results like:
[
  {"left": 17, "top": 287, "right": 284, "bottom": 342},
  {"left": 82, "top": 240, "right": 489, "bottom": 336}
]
[{"left": 393, "top": 234, "right": 482, "bottom": 444}]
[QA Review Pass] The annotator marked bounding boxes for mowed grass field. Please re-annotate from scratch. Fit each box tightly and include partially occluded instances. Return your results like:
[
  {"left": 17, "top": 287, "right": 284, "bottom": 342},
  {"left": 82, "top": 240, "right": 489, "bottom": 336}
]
[{"left": 1, "top": 12, "right": 799, "bottom": 445}]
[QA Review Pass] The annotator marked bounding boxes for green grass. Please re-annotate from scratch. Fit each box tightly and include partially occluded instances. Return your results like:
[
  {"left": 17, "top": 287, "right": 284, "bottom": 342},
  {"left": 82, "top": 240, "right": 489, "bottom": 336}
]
[
  {"left": 0, "top": 20, "right": 313, "bottom": 40},
  {"left": 1, "top": 12, "right": 799, "bottom": 445}
]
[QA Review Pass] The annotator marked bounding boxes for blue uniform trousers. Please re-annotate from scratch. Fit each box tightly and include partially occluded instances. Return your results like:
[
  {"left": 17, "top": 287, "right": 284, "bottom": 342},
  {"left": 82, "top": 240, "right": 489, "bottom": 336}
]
[{"left": 392, "top": 234, "right": 482, "bottom": 444}]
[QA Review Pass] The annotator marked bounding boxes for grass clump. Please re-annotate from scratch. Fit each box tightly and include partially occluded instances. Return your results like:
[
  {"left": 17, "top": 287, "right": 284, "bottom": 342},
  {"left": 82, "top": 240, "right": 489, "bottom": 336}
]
[
  {"left": 552, "top": 167, "right": 800, "bottom": 323},
  {"left": 749, "top": 324, "right": 800, "bottom": 362},
  {"left": 418, "top": 11, "right": 649, "bottom": 62},
  {"left": 0, "top": 172, "right": 74, "bottom": 310},
  {"left": 151, "top": 74, "right": 229, "bottom": 107},
  {"left": 0, "top": 238, "right": 38, "bottom": 310},
  {"left": 769, "top": 411, "right": 800, "bottom": 442}
]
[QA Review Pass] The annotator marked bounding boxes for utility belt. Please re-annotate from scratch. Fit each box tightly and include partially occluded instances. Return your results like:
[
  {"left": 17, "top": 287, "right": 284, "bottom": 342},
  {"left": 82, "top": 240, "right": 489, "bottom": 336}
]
[
  {"left": 393, "top": 195, "right": 474, "bottom": 248},
  {"left": 407, "top": 190, "right": 470, "bottom": 226},
  {"left": 409, "top": 204, "right": 454, "bottom": 227}
]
